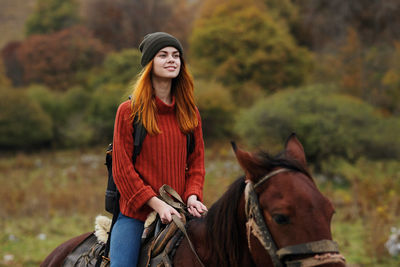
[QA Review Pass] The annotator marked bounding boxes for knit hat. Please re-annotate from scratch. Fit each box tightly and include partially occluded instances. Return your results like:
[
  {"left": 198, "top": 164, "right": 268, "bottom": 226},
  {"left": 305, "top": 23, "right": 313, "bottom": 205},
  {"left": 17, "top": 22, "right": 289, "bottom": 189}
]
[{"left": 139, "top": 32, "right": 183, "bottom": 67}]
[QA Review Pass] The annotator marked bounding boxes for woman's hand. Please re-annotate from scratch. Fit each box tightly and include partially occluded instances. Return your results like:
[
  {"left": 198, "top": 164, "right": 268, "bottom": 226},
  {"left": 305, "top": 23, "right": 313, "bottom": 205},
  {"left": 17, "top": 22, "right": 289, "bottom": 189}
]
[
  {"left": 187, "top": 195, "right": 208, "bottom": 217},
  {"left": 147, "top": 197, "right": 181, "bottom": 224}
]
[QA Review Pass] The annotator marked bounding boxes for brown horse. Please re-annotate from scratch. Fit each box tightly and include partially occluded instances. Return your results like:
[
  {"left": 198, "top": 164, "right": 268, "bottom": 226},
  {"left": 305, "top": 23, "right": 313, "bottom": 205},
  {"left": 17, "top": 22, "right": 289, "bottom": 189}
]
[{"left": 42, "top": 134, "right": 346, "bottom": 267}]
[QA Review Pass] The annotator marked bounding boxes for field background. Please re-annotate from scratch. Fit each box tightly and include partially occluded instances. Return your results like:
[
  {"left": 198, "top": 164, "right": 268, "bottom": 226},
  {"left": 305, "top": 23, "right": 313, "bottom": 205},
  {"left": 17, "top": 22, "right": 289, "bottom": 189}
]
[
  {"left": 1, "top": 145, "right": 400, "bottom": 266},
  {"left": 1, "top": 0, "right": 400, "bottom": 266}
]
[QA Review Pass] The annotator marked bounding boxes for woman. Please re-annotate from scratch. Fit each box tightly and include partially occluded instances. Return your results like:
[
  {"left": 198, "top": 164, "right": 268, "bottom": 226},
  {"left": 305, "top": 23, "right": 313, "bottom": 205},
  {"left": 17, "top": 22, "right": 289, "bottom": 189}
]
[{"left": 110, "top": 32, "right": 207, "bottom": 266}]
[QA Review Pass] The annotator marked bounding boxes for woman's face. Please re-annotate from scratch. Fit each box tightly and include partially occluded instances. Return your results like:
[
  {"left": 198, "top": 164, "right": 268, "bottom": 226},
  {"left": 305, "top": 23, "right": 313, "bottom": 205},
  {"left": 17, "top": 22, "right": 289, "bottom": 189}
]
[{"left": 152, "top": 46, "right": 181, "bottom": 79}]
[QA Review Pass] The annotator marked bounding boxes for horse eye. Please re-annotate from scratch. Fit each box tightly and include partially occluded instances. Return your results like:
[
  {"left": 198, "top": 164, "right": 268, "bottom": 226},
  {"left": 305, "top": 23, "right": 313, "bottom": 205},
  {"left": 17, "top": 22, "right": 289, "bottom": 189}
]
[{"left": 273, "top": 214, "right": 290, "bottom": 225}]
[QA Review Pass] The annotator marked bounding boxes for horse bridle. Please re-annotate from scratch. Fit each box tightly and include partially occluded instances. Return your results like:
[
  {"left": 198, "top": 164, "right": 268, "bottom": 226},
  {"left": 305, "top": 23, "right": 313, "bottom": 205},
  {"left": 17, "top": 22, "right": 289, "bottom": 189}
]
[{"left": 244, "top": 168, "right": 346, "bottom": 267}]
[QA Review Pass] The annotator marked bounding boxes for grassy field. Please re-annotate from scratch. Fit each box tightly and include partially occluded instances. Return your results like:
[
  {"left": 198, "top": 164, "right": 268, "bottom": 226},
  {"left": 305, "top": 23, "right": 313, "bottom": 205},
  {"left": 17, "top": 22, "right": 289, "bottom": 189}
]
[{"left": 1, "top": 145, "right": 399, "bottom": 266}]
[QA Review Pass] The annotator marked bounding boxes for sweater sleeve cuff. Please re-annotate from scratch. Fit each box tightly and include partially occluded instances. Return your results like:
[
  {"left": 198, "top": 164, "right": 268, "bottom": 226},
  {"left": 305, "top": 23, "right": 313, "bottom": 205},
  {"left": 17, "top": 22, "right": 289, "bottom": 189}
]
[
  {"left": 184, "top": 187, "right": 203, "bottom": 203},
  {"left": 127, "top": 185, "right": 157, "bottom": 212}
]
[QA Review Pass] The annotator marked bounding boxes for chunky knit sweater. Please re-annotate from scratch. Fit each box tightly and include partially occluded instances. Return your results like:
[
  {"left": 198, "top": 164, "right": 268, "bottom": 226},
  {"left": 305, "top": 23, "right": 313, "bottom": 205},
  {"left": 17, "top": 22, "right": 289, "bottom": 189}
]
[{"left": 112, "top": 96, "right": 205, "bottom": 221}]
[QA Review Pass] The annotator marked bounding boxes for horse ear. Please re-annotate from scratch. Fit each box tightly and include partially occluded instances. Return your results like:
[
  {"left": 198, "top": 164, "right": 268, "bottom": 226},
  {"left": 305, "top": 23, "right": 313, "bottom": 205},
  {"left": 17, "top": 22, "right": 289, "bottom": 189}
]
[
  {"left": 284, "top": 133, "right": 307, "bottom": 168},
  {"left": 231, "top": 142, "right": 262, "bottom": 181}
]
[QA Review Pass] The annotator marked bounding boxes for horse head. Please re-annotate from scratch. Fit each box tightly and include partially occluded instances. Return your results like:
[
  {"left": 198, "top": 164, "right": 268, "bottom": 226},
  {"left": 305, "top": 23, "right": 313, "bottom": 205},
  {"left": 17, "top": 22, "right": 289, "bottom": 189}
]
[{"left": 233, "top": 134, "right": 346, "bottom": 267}]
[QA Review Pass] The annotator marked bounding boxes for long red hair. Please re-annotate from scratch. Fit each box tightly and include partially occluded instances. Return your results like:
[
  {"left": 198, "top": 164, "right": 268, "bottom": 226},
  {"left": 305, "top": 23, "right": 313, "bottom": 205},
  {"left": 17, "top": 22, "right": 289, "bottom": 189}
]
[{"left": 130, "top": 59, "right": 198, "bottom": 135}]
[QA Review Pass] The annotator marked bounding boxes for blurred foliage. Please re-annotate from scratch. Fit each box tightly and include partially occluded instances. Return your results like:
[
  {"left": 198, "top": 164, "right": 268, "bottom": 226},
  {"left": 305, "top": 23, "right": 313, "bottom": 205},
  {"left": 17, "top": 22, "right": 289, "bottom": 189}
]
[
  {"left": 86, "top": 84, "right": 129, "bottom": 143},
  {"left": 312, "top": 29, "right": 400, "bottom": 114},
  {"left": 0, "top": 87, "right": 53, "bottom": 149},
  {"left": 16, "top": 26, "right": 108, "bottom": 90},
  {"left": 191, "top": 0, "right": 313, "bottom": 95},
  {"left": 85, "top": 48, "right": 142, "bottom": 90},
  {"left": 1, "top": 41, "right": 24, "bottom": 87},
  {"left": 0, "top": 0, "right": 398, "bottom": 153},
  {"left": 380, "top": 42, "right": 400, "bottom": 113},
  {"left": 0, "top": 58, "right": 11, "bottom": 87},
  {"left": 294, "top": 0, "right": 400, "bottom": 49},
  {"left": 25, "top": 0, "right": 80, "bottom": 36},
  {"left": 194, "top": 80, "right": 235, "bottom": 142},
  {"left": 235, "top": 85, "right": 400, "bottom": 168},
  {"left": 321, "top": 158, "right": 400, "bottom": 261},
  {"left": 81, "top": 0, "right": 197, "bottom": 50},
  {"left": 26, "top": 85, "right": 98, "bottom": 148}
]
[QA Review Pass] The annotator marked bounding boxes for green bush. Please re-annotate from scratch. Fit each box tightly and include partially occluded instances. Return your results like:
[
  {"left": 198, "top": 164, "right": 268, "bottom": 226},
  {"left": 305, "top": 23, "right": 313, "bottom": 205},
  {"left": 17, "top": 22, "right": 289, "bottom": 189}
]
[
  {"left": 235, "top": 85, "right": 400, "bottom": 167},
  {"left": 26, "top": 84, "right": 62, "bottom": 119},
  {"left": 87, "top": 84, "right": 129, "bottom": 142},
  {"left": 25, "top": 0, "right": 80, "bottom": 36},
  {"left": 86, "top": 49, "right": 142, "bottom": 90},
  {"left": 195, "top": 80, "right": 236, "bottom": 142},
  {"left": 57, "top": 87, "right": 94, "bottom": 147},
  {"left": 27, "top": 85, "right": 95, "bottom": 147},
  {"left": 0, "top": 88, "right": 53, "bottom": 149}
]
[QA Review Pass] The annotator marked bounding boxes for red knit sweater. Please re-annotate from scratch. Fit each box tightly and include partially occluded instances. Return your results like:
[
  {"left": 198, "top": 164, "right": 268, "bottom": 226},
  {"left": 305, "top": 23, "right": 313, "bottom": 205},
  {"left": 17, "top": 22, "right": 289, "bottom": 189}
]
[{"left": 112, "top": 96, "right": 205, "bottom": 221}]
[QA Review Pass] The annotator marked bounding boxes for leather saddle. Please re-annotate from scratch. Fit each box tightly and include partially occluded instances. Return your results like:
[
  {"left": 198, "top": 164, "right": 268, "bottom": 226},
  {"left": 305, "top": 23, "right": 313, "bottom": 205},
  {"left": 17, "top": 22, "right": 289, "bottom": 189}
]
[
  {"left": 138, "top": 185, "right": 204, "bottom": 267},
  {"left": 138, "top": 211, "right": 185, "bottom": 267}
]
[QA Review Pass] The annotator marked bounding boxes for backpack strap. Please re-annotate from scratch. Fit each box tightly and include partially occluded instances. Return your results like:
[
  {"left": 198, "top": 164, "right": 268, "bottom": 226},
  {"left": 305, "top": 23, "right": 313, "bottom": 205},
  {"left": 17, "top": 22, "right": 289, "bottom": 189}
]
[
  {"left": 186, "top": 132, "right": 195, "bottom": 157},
  {"left": 132, "top": 115, "right": 147, "bottom": 164}
]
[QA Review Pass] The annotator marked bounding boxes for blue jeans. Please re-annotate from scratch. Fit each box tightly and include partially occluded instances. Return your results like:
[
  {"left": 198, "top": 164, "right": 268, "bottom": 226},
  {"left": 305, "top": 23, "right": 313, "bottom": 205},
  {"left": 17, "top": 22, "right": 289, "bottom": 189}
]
[{"left": 110, "top": 213, "right": 144, "bottom": 267}]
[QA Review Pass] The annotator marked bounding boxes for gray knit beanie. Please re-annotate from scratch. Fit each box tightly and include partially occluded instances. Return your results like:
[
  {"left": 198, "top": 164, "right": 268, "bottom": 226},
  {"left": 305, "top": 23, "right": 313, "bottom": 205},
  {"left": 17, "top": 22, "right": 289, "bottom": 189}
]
[{"left": 139, "top": 32, "right": 183, "bottom": 67}]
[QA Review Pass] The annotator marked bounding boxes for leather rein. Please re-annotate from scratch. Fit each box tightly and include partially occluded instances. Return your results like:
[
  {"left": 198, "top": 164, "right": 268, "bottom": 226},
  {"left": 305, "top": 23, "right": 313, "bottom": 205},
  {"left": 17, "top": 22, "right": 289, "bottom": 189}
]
[{"left": 244, "top": 168, "right": 346, "bottom": 267}]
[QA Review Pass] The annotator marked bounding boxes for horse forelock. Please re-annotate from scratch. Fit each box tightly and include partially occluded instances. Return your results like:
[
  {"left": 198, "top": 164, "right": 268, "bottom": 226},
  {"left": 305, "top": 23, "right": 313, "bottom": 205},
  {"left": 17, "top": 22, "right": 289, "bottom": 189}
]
[{"left": 254, "top": 150, "right": 312, "bottom": 183}]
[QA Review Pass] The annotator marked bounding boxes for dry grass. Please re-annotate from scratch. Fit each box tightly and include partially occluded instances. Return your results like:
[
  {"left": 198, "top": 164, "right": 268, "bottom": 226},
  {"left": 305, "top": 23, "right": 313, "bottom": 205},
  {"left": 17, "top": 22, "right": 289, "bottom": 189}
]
[{"left": 320, "top": 159, "right": 400, "bottom": 265}]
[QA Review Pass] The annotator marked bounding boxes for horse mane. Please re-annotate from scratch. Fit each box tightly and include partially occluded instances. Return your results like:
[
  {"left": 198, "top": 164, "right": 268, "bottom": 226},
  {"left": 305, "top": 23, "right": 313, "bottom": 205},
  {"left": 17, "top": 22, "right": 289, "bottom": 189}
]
[
  {"left": 204, "top": 176, "right": 246, "bottom": 267},
  {"left": 204, "top": 150, "right": 311, "bottom": 266}
]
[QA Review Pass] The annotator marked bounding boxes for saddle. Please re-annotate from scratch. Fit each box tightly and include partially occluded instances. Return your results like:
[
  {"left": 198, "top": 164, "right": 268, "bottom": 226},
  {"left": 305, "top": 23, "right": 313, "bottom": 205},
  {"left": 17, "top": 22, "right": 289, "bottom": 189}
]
[
  {"left": 138, "top": 211, "right": 185, "bottom": 267},
  {"left": 62, "top": 185, "right": 203, "bottom": 267},
  {"left": 138, "top": 185, "right": 204, "bottom": 267}
]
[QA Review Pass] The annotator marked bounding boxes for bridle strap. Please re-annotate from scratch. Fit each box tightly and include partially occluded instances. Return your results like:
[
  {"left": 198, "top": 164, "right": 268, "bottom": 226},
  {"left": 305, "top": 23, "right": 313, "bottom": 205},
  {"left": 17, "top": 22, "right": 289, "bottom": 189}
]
[
  {"left": 254, "top": 168, "right": 292, "bottom": 188},
  {"left": 276, "top": 239, "right": 340, "bottom": 259},
  {"left": 245, "top": 181, "right": 284, "bottom": 267},
  {"left": 245, "top": 168, "right": 292, "bottom": 267}
]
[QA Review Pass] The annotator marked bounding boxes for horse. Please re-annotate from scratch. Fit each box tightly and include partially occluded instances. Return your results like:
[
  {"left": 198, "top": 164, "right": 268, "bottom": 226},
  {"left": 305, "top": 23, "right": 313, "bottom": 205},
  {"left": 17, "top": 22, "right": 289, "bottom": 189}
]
[{"left": 41, "top": 134, "right": 346, "bottom": 267}]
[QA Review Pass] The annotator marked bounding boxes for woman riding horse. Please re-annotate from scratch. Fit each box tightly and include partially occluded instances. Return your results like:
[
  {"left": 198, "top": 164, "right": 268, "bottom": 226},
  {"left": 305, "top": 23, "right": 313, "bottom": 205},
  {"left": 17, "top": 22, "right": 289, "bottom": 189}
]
[{"left": 42, "top": 134, "right": 346, "bottom": 267}]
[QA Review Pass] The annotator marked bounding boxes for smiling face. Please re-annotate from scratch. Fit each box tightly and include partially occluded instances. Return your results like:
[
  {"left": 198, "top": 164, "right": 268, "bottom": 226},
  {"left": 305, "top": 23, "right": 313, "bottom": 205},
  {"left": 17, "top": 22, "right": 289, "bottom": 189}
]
[{"left": 152, "top": 46, "right": 181, "bottom": 79}]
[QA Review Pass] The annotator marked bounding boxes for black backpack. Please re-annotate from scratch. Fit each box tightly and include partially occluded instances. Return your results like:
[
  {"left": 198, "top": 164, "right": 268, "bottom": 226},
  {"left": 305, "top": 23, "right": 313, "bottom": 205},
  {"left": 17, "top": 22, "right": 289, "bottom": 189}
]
[{"left": 104, "top": 116, "right": 195, "bottom": 214}]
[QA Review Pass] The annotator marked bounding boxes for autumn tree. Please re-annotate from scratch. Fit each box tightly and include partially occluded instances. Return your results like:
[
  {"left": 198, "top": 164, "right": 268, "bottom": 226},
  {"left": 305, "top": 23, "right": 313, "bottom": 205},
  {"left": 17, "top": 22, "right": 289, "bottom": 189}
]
[
  {"left": 16, "top": 26, "right": 108, "bottom": 90},
  {"left": 0, "top": 59, "right": 11, "bottom": 87},
  {"left": 190, "top": 0, "right": 312, "bottom": 93},
  {"left": 81, "top": 0, "right": 197, "bottom": 50},
  {"left": 312, "top": 27, "right": 400, "bottom": 114},
  {"left": 25, "top": 0, "right": 80, "bottom": 35},
  {"left": 1, "top": 42, "right": 23, "bottom": 87},
  {"left": 294, "top": 0, "right": 400, "bottom": 50}
]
